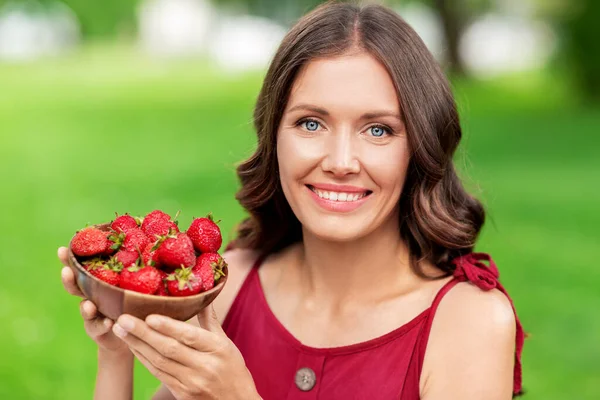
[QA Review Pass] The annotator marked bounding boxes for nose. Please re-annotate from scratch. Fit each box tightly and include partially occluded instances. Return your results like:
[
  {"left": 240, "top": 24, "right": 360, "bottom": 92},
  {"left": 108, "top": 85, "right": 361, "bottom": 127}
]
[{"left": 321, "top": 131, "right": 360, "bottom": 177}]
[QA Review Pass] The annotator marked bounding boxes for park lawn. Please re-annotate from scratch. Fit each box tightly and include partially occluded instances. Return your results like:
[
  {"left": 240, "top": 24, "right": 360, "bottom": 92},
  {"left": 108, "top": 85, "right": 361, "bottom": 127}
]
[{"left": 0, "top": 45, "right": 597, "bottom": 399}]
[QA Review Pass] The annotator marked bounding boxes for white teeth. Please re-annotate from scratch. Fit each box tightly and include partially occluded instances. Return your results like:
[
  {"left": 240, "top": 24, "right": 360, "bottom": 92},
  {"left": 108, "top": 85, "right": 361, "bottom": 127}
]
[{"left": 310, "top": 187, "right": 368, "bottom": 202}]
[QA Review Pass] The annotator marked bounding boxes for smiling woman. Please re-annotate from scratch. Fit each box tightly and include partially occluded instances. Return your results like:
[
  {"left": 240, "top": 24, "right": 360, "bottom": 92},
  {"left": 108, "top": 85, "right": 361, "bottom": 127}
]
[
  {"left": 275, "top": 53, "right": 410, "bottom": 242},
  {"left": 58, "top": 1, "right": 525, "bottom": 400}
]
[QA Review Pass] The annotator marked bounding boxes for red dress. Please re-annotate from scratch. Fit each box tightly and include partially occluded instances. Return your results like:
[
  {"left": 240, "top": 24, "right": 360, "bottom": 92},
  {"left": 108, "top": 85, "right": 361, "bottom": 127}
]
[{"left": 223, "top": 253, "right": 524, "bottom": 399}]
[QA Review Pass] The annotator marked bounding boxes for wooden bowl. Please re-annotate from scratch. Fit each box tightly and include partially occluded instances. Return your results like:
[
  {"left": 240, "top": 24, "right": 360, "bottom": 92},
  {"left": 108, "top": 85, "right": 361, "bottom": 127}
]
[{"left": 67, "top": 224, "right": 228, "bottom": 321}]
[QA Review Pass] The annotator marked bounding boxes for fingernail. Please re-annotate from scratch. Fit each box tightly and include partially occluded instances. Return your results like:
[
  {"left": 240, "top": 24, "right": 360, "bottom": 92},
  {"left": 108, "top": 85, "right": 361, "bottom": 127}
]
[
  {"left": 118, "top": 316, "right": 134, "bottom": 331},
  {"left": 103, "top": 318, "right": 112, "bottom": 329},
  {"left": 146, "top": 315, "right": 163, "bottom": 328},
  {"left": 113, "top": 323, "right": 127, "bottom": 338}
]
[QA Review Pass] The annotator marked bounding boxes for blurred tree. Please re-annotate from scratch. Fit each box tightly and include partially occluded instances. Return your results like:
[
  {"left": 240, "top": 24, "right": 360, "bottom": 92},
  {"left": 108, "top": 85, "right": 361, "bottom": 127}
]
[
  {"left": 216, "top": 0, "right": 324, "bottom": 25},
  {"left": 59, "top": 0, "right": 140, "bottom": 38},
  {"left": 394, "top": 0, "right": 493, "bottom": 76},
  {"left": 433, "top": 0, "right": 466, "bottom": 75},
  {"left": 0, "top": 0, "right": 140, "bottom": 38},
  {"left": 561, "top": 0, "right": 600, "bottom": 102}
]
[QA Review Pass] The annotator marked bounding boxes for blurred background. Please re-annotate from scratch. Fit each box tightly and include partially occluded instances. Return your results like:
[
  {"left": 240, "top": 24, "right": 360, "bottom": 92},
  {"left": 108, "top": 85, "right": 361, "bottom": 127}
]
[{"left": 0, "top": 0, "right": 598, "bottom": 398}]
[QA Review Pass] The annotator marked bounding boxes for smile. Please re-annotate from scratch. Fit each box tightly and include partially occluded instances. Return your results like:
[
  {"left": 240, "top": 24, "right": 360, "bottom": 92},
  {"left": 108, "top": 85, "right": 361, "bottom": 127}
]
[
  {"left": 307, "top": 186, "right": 369, "bottom": 202},
  {"left": 305, "top": 184, "right": 372, "bottom": 213}
]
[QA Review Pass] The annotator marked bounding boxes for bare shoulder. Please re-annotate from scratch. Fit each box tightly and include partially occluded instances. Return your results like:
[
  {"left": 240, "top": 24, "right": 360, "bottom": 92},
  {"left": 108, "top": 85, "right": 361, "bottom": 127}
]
[
  {"left": 421, "top": 282, "right": 516, "bottom": 399},
  {"left": 438, "top": 281, "right": 516, "bottom": 332}
]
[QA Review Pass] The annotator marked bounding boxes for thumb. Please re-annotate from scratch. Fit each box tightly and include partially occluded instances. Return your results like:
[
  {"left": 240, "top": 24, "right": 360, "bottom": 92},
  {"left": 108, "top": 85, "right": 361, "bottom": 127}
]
[{"left": 196, "top": 303, "right": 224, "bottom": 334}]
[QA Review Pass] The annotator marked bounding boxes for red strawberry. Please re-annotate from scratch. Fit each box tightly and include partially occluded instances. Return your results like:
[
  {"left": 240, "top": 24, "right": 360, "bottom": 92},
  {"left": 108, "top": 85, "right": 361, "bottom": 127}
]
[
  {"left": 113, "top": 227, "right": 150, "bottom": 253},
  {"left": 90, "top": 267, "right": 120, "bottom": 287},
  {"left": 103, "top": 246, "right": 116, "bottom": 257},
  {"left": 111, "top": 213, "right": 139, "bottom": 233},
  {"left": 119, "top": 263, "right": 162, "bottom": 295},
  {"left": 72, "top": 227, "right": 112, "bottom": 257},
  {"left": 142, "top": 242, "right": 161, "bottom": 268},
  {"left": 187, "top": 214, "right": 222, "bottom": 253},
  {"left": 193, "top": 253, "right": 227, "bottom": 291},
  {"left": 141, "top": 210, "right": 179, "bottom": 241},
  {"left": 114, "top": 250, "right": 139, "bottom": 268},
  {"left": 156, "top": 270, "right": 169, "bottom": 296},
  {"left": 157, "top": 233, "right": 196, "bottom": 270},
  {"left": 166, "top": 267, "right": 203, "bottom": 297},
  {"left": 84, "top": 258, "right": 121, "bottom": 287}
]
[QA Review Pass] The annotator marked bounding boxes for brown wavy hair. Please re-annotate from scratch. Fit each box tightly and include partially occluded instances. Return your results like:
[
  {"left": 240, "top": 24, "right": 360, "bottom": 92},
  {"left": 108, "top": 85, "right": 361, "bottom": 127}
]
[{"left": 231, "top": 1, "right": 485, "bottom": 277}]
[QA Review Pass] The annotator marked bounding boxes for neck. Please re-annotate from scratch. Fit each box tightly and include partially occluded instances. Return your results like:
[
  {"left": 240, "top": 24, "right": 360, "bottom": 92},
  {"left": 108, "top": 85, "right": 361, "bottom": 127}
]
[{"left": 297, "top": 217, "right": 416, "bottom": 305}]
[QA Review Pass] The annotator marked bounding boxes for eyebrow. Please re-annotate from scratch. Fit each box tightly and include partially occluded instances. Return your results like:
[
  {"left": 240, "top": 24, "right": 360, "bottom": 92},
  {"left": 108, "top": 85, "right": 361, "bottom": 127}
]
[{"left": 286, "top": 103, "right": 402, "bottom": 121}]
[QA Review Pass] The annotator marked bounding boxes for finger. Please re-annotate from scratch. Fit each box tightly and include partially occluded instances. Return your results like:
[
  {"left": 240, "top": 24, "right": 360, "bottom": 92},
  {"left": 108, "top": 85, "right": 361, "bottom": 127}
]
[
  {"left": 61, "top": 267, "right": 85, "bottom": 298},
  {"left": 130, "top": 348, "right": 185, "bottom": 390},
  {"left": 85, "top": 317, "right": 114, "bottom": 339},
  {"left": 58, "top": 246, "right": 69, "bottom": 266},
  {"left": 113, "top": 319, "right": 189, "bottom": 378},
  {"left": 196, "top": 304, "right": 224, "bottom": 334},
  {"left": 114, "top": 315, "right": 198, "bottom": 367},
  {"left": 79, "top": 300, "right": 111, "bottom": 337},
  {"left": 146, "top": 314, "right": 220, "bottom": 353},
  {"left": 80, "top": 299, "right": 98, "bottom": 320}
]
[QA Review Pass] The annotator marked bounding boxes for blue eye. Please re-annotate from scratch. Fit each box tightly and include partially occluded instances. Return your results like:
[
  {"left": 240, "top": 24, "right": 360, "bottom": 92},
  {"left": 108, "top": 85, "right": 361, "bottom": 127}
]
[
  {"left": 301, "top": 119, "right": 320, "bottom": 131},
  {"left": 369, "top": 125, "right": 388, "bottom": 137}
]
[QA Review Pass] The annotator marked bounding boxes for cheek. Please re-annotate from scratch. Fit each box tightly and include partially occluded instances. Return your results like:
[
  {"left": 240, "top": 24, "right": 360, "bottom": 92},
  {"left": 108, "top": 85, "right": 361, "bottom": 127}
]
[
  {"left": 361, "top": 141, "right": 410, "bottom": 191},
  {"left": 277, "top": 132, "right": 323, "bottom": 181}
]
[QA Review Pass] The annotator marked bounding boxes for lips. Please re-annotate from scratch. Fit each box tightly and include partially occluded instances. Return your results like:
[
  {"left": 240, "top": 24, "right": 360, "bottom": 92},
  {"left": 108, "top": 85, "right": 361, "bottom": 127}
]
[
  {"left": 307, "top": 185, "right": 370, "bottom": 202},
  {"left": 305, "top": 184, "right": 372, "bottom": 213}
]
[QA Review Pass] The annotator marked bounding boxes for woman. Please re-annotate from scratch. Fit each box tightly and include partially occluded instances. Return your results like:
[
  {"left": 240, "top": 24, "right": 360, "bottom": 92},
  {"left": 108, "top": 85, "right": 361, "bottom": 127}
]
[{"left": 58, "top": 2, "right": 525, "bottom": 399}]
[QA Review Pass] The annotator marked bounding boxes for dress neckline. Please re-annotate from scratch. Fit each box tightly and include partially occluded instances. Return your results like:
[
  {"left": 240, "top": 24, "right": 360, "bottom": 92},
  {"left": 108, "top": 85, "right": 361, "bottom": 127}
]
[{"left": 249, "top": 255, "right": 452, "bottom": 356}]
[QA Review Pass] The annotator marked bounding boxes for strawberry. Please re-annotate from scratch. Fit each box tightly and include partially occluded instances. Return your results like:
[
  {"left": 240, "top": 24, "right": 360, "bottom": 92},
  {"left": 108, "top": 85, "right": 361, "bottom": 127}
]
[
  {"left": 142, "top": 242, "right": 161, "bottom": 268},
  {"left": 114, "top": 250, "right": 139, "bottom": 268},
  {"left": 187, "top": 214, "right": 222, "bottom": 253},
  {"left": 141, "top": 210, "right": 179, "bottom": 242},
  {"left": 156, "top": 232, "right": 196, "bottom": 270},
  {"left": 119, "top": 262, "right": 162, "bottom": 295},
  {"left": 123, "top": 228, "right": 150, "bottom": 252},
  {"left": 166, "top": 267, "right": 203, "bottom": 297},
  {"left": 111, "top": 213, "right": 139, "bottom": 233},
  {"left": 110, "top": 228, "right": 150, "bottom": 253},
  {"left": 193, "top": 253, "right": 227, "bottom": 291},
  {"left": 72, "top": 227, "right": 113, "bottom": 257},
  {"left": 103, "top": 245, "right": 116, "bottom": 257},
  {"left": 156, "top": 270, "right": 169, "bottom": 296},
  {"left": 84, "top": 257, "right": 121, "bottom": 287}
]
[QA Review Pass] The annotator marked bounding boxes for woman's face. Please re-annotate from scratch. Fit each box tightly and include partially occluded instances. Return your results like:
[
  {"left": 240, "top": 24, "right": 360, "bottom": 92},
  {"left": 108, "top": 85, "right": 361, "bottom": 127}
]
[{"left": 277, "top": 51, "right": 410, "bottom": 242}]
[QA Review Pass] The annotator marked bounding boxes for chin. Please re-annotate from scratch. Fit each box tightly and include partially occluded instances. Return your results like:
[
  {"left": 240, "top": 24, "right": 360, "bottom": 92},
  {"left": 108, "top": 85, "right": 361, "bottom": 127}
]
[{"left": 301, "top": 214, "right": 375, "bottom": 243}]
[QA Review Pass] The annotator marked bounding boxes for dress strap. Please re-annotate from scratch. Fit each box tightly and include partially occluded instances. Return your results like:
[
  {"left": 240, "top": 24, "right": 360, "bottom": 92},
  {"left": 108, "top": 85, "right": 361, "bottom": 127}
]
[
  {"left": 221, "top": 251, "right": 267, "bottom": 330},
  {"left": 451, "top": 253, "right": 525, "bottom": 397},
  {"left": 416, "top": 276, "right": 461, "bottom": 379}
]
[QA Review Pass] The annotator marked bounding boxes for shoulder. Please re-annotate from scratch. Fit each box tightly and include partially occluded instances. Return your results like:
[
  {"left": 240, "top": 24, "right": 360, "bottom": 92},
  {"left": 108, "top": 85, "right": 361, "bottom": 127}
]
[
  {"left": 437, "top": 281, "right": 516, "bottom": 332},
  {"left": 213, "top": 247, "right": 262, "bottom": 324},
  {"left": 421, "top": 282, "right": 516, "bottom": 399}
]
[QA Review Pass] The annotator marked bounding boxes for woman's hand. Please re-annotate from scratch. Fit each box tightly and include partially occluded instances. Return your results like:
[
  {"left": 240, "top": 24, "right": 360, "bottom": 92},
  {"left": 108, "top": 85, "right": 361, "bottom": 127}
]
[
  {"left": 112, "top": 305, "right": 260, "bottom": 400},
  {"left": 58, "top": 247, "right": 129, "bottom": 355}
]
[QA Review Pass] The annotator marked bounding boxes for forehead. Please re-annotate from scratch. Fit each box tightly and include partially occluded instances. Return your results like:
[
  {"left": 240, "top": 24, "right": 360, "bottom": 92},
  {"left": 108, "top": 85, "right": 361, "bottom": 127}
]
[{"left": 287, "top": 52, "right": 400, "bottom": 114}]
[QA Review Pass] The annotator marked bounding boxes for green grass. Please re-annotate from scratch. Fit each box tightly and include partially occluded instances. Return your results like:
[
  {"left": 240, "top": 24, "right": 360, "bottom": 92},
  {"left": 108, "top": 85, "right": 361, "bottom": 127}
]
[{"left": 0, "top": 44, "right": 598, "bottom": 399}]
